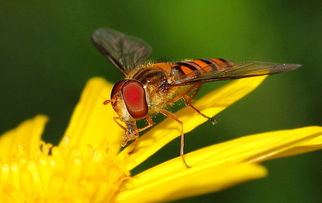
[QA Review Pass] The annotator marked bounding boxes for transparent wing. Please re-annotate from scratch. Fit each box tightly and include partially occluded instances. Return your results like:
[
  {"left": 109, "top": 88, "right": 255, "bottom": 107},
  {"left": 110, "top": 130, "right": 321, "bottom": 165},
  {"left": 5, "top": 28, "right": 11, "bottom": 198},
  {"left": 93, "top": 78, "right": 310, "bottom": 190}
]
[
  {"left": 91, "top": 28, "right": 152, "bottom": 75},
  {"left": 170, "top": 62, "right": 300, "bottom": 86}
]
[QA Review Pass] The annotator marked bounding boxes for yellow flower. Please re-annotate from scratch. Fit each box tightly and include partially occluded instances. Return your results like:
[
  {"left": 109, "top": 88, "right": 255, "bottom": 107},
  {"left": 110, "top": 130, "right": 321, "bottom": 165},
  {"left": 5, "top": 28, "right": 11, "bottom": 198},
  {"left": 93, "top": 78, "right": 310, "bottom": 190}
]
[{"left": 0, "top": 76, "right": 321, "bottom": 202}]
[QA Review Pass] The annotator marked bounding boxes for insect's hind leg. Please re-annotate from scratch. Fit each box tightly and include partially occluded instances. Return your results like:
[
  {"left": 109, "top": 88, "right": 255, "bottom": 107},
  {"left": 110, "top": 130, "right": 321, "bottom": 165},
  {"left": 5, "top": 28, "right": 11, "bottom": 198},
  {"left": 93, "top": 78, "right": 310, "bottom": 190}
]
[
  {"left": 160, "top": 109, "right": 190, "bottom": 168},
  {"left": 183, "top": 85, "right": 217, "bottom": 125}
]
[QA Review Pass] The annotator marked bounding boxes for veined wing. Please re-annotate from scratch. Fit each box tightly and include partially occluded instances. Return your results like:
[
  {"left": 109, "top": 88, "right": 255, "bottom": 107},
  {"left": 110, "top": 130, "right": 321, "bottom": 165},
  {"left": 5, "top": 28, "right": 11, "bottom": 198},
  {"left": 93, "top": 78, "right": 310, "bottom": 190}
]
[
  {"left": 170, "top": 61, "right": 300, "bottom": 86},
  {"left": 91, "top": 28, "right": 152, "bottom": 75}
]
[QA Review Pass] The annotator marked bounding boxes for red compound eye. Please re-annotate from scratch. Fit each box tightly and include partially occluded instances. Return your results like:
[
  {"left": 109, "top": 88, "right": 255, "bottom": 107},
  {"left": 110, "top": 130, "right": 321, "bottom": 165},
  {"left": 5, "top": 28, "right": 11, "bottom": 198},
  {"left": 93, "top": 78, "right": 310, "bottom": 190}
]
[{"left": 122, "top": 80, "right": 148, "bottom": 119}]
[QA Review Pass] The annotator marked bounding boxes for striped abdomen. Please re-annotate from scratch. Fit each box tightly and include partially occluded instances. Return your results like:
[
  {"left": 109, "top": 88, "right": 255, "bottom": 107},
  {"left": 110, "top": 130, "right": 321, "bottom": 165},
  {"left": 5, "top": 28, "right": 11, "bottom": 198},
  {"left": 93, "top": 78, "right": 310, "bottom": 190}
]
[
  {"left": 131, "top": 58, "right": 235, "bottom": 86},
  {"left": 170, "top": 58, "right": 234, "bottom": 79}
]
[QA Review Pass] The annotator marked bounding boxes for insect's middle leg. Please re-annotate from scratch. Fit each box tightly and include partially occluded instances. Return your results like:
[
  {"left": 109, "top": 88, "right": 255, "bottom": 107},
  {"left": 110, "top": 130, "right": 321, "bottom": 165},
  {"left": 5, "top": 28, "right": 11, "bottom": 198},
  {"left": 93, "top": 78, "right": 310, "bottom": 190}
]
[{"left": 160, "top": 109, "right": 190, "bottom": 168}]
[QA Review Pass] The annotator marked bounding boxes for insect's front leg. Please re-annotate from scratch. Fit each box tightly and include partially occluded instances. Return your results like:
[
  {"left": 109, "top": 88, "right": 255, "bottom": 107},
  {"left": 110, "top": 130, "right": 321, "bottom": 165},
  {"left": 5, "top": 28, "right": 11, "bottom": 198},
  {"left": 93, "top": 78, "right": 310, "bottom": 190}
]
[
  {"left": 112, "top": 117, "right": 138, "bottom": 147},
  {"left": 122, "top": 121, "right": 138, "bottom": 147},
  {"left": 113, "top": 117, "right": 127, "bottom": 130},
  {"left": 122, "top": 115, "right": 155, "bottom": 151},
  {"left": 127, "top": 115, "right": 154, "bottom": 154}
]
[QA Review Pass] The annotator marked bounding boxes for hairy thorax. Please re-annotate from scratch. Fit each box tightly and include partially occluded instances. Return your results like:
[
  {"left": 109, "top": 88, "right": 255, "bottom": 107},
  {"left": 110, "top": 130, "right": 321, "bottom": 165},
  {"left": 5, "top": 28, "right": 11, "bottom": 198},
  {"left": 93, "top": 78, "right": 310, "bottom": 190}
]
[{"left": 127, "top": 65, "right": 187, "bottom": 115}]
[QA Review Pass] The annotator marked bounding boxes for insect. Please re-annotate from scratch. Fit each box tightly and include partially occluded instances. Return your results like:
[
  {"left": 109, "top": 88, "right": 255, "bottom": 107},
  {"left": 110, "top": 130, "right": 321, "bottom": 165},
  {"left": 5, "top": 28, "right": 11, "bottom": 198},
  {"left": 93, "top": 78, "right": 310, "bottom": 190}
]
[{"left": 91, "top": 28, "right": 300, "bottom": 168}]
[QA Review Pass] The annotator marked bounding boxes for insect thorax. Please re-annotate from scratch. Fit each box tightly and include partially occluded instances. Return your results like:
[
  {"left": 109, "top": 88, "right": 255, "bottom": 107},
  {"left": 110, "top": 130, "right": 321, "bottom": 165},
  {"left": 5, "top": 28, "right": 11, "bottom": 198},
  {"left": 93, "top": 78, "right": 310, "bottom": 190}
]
[{"left": 128, "top": 66, "right": 178, "bottom": 114}]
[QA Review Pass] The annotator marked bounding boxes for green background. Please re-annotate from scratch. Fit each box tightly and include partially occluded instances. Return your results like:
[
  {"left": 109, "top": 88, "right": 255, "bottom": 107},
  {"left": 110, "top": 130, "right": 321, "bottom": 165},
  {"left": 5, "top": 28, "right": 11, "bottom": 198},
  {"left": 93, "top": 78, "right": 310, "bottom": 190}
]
[{"left": 1, "top": 0, "right": 321, "bottom": 202}]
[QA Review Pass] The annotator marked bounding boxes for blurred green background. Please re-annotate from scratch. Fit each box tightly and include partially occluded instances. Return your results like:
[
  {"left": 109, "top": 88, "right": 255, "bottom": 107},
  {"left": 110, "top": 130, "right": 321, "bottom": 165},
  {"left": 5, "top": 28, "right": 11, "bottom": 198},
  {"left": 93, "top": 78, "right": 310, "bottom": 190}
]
[{"left": 1, "top": 0, "right": 321, "bottom": 202}]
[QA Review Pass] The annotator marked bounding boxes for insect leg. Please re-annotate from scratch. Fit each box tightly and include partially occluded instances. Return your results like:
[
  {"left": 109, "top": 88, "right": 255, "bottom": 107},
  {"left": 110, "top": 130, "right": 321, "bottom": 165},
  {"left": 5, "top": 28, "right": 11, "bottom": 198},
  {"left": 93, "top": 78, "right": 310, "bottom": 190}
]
[
  {"left": 136, "top": 115, "right": 154, "bottom": 133},
  {"left": 169, "top": 83, "right": 202, "bottom": 103},
  {"left": 159, "top": 109, "right": 191, "bottom": 168},
  {"left": 113, "top": 117, "right": 127, "bottom": 130},
  {"left": 170, "top": 82, "right": 216, "bottom": 125},
  {"left": 182, "top": 84, "right": 217, "bottom": 125},
  {"left": 184, "top": 95, "right": 217, "bottom": 125},
  {"left": 128, "top": 115, "right": 154, "bottom": 154},
  {"left": 122, "top": 121, "right": 138, "bottom": 147}
]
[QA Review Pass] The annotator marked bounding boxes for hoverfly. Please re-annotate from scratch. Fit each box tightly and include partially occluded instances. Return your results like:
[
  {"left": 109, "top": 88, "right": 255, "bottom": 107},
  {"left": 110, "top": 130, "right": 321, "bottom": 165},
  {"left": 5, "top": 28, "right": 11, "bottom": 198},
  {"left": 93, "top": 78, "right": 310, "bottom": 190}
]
[{"left": 91, "top": 28, "right": 300, "bottom": 168}]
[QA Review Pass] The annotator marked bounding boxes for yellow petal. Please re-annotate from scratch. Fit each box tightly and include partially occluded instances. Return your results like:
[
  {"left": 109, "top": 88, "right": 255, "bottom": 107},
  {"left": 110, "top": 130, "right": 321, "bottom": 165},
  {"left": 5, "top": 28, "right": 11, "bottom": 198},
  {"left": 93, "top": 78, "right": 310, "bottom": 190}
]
[
  {"left": 119, "top": 76, "right": 267, "bottom": 170},
  {"left": 169, "top": 126, "right": 322, "bottom": 166},
  {"left": 60, "top": 77, "right": 123, "bottom": 155},
  {"left": 0, "top": 115, "right": 47, "bottom": 162},
  {"left": 117, "top": 162, "right": 266, "bottom": 202},
  {"left": 117, "top": 126, "right": 321, "bottom": 202},
  {"left": 245, "top": 126, "right": 322, "bottom": 162},
  {"left": 269, "top": 135, "right": 322, "bottom": 159}
]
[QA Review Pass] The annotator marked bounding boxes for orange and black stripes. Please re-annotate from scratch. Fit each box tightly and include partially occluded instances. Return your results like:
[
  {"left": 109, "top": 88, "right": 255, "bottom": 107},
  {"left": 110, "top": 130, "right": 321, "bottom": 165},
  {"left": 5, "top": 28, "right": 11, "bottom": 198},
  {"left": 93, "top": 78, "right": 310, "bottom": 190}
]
[
  {"left": 171, "top": 58, "right": 233, "bottom": 78},
  {"left": 145, "top": 58, "right": 234, "bottom": 83},
  {"left": 197, "top": 58, "right": 231, "bottom": 70},
  {"left": 176, "top": 62, "right": 200, "bottom": 75}
]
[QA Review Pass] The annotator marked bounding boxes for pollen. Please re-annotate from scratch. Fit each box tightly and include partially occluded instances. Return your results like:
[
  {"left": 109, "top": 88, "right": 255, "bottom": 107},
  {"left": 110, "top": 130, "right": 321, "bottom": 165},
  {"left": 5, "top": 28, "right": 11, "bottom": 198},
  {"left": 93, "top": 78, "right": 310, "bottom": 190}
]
[{"left": 0, "top": 138, "right": 129, "bottom": 202}]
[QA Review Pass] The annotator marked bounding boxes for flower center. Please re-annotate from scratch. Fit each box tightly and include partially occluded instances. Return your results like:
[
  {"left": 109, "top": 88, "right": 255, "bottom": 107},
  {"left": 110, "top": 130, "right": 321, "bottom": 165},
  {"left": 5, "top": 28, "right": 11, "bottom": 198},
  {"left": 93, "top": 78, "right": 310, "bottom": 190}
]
[{"left": 0, "top": 143, "right": 129, "bottom": 202}]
